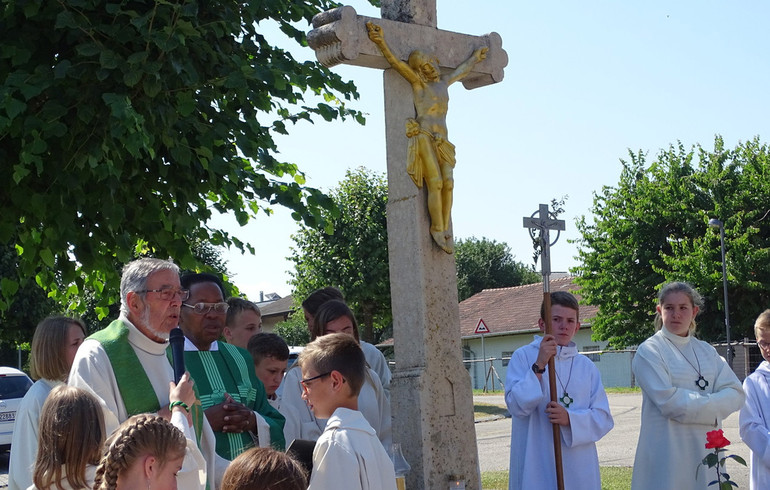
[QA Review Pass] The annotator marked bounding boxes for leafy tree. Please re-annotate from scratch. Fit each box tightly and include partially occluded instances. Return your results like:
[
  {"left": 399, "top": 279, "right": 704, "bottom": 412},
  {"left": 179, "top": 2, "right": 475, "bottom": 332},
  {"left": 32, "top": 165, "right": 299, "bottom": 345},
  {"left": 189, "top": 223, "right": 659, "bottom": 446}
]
[
  {"left": 1, "top": 0, "right": 364, "bottom": 321},
  {"left": 274, "top": 310, "right": 311, "bottom": 347},
  {"left": 288, "top": 167, "right": 390, "bottom": 343},
  {"left": 573, "top": 136, "right": 770, "bottom": 348},
  {"left": 455, "top": 237, "right": 539, "bottom": 301}
]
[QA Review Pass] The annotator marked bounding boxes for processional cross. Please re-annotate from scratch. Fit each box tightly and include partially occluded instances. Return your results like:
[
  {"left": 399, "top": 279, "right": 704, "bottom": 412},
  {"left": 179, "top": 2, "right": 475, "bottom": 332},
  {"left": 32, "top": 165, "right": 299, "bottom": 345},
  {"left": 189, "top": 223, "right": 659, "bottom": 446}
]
[
  {"left": 523, "top": 203, "right": 566, "bottom": 490},
  {"left": 308, "top": 2, "right": 508, "bottom": 489}
]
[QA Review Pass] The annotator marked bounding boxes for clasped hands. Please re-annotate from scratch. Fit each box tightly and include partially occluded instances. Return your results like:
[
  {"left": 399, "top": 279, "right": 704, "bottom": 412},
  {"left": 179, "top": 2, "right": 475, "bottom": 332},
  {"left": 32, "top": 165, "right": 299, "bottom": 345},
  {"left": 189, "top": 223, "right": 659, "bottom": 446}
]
[{"left": 205, "top": 393, "right": 256, "bottom": 434}]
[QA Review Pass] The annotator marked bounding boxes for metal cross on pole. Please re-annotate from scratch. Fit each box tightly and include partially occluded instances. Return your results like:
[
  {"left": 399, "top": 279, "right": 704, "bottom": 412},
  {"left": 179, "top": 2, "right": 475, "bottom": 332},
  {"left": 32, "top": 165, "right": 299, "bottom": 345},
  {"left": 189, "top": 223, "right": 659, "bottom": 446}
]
[{"left": 523, "top": 203, "right": 566, "bottom": 490}]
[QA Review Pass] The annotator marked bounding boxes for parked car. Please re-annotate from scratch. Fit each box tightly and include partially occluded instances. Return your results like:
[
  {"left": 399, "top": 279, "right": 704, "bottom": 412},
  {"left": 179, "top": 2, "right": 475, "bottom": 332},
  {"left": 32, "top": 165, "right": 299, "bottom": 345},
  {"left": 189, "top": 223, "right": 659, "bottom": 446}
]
[
  {"left": 287, "top": 345, "right": 305, "bottom": 370},
  {"left": 0, "top": 366, "right": 33, "bottom": 451}
]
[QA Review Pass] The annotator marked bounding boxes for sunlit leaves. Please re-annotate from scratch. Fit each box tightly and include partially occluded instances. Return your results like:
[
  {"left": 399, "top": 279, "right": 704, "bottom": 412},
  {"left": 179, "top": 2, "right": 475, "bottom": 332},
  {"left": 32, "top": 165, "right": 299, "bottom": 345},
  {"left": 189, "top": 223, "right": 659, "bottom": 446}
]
[{"left": 573, "top": 137, "right": 770, "bottom": 347}]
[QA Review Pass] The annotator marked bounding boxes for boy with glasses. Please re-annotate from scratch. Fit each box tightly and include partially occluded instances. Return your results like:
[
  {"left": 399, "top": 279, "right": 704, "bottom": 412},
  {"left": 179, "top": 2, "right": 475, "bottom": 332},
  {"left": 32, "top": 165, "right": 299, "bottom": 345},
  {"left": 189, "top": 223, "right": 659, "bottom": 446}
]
[{"left": 298, "top": 333, "right": 396, "bottom": 490}]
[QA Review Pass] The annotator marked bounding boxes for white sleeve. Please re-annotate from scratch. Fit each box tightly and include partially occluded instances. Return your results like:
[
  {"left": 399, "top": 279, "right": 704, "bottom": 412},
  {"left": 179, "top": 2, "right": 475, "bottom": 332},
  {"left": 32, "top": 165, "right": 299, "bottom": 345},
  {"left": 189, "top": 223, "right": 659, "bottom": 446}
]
[
  {"left": 561, "top": 363, "right": 614, "bottom": 448},
  {"left": 504, "top": 347, "right": 546, "bottom": 418},
  {"left": 68, "top": 339, "right": 123, "bottom": 435},
  {"left": 307, "top": 438, "right": 362, "bottom": 490},
  {"left": 740, "top": 376, "right": 770, "bottom": 468}
]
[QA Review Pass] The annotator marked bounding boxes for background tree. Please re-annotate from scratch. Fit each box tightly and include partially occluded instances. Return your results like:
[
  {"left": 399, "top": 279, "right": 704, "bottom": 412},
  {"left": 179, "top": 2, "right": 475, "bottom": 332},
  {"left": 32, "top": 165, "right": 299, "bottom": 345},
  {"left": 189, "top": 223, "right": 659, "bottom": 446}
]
[
  {"left": 289, "top": 167, "right": 390, "bottom": 343},
  {"left": 1, "top": 0, "right": 365, "bottom": 328},
  {"left": 455, "top": 237, "right": 539, "bottom": 301},
  {"left": 573, "top": 136, "right": 770, "bottom": 348},
  {"left": 274, "top": 311, "right": 311, "bottom": 347}
]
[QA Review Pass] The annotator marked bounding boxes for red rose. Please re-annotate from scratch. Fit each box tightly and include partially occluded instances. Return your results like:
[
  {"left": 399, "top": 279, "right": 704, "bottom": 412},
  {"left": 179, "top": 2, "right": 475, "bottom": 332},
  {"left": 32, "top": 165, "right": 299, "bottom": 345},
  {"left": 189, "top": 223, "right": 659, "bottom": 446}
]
[{"left": 705, "top": 429, "right": 731, "bottom": 449}]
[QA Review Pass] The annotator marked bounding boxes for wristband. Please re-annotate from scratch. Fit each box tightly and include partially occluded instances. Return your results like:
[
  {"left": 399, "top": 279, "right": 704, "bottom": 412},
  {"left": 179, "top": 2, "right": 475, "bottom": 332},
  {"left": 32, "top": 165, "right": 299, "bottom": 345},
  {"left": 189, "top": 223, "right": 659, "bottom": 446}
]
[{"left": 169, "top": 401, "right": 190, "bottom": 413}]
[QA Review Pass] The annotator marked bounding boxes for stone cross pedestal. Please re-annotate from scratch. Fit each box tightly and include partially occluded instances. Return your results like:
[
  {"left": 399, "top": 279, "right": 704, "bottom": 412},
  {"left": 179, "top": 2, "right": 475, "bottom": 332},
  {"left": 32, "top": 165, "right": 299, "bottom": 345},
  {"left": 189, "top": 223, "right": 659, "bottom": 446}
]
[{"left": 309, "top": 3, "right": 508, "bottom": 489}]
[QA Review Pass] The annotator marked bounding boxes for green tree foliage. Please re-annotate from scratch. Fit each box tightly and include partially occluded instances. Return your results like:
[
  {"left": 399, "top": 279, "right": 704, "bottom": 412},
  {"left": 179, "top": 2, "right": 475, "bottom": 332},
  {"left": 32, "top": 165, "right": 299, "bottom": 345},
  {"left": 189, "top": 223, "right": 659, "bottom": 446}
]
[
  {"left": 288, "top": 167, "right": 390, "bottom": 343},
  {"left": 455, "top": 237, "right": 539, "bottom": 301},
  {"left": 0, "top": 0, "right": 364, "bottom": 321},
  {"left": 573, "top": 136, "right": 770, "bottom": 348},
  {"left": 274, "top": 311, "right": 311, "bottom": 347}
]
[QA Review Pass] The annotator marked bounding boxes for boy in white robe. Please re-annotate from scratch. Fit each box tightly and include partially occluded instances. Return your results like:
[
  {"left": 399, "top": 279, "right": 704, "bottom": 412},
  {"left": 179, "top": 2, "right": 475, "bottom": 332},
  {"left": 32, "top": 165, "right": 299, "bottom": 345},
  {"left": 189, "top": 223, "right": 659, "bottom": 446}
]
[
  {"left": 740, "top": 309, "right": 770, "bottom": 490},
  {"left": 504, "top": 291, "right": 614, "bottom": 490},
  {"left": 297, "top": 333, "right": 396, "bottom": 490}
]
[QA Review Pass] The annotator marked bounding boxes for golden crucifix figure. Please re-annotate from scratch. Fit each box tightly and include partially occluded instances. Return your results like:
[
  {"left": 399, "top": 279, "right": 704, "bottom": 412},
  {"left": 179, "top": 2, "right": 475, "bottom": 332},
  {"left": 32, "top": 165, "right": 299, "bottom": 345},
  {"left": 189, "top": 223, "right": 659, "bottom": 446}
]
[{"left": 366, "top": 21, "right": 487, "bottom": 254}]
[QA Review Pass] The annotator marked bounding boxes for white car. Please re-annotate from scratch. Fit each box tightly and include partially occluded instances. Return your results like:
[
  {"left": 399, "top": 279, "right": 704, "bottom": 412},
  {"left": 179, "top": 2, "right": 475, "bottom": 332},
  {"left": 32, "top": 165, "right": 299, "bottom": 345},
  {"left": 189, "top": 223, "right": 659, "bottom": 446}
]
[{"left": 0, "top": 366, "right": 33, "bottom": 451}]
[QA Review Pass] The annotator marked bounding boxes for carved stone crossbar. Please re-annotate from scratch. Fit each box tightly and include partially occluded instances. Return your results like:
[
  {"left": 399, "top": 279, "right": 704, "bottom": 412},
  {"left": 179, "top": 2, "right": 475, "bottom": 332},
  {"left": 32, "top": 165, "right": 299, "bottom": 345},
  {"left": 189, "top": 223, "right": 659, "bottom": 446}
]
[{"left": 308, "top": 6, "right": 508, "bottom": 90}]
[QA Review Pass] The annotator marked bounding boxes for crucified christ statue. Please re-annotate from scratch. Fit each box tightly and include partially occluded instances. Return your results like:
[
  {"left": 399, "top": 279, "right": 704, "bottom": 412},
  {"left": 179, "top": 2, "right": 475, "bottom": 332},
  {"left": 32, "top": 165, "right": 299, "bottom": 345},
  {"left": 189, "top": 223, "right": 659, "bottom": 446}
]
[{"left": 366, "top": 21, "right": 487, "bottom": 254}]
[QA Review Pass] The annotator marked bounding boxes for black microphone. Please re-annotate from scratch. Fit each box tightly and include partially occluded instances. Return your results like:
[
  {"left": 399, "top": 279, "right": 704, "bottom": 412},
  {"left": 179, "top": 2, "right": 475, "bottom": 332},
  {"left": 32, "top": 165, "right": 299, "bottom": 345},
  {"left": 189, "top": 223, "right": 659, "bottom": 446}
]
[{"left": 169, "top": 327, "right": 185, "bottom": 384}]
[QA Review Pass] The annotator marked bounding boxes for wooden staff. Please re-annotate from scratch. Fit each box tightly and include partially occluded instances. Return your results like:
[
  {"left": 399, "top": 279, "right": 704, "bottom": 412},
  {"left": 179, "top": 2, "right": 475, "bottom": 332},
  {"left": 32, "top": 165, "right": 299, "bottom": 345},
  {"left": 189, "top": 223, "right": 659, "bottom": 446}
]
[{"left": 523, "top": 203, "right": 566, "bottom": 490}]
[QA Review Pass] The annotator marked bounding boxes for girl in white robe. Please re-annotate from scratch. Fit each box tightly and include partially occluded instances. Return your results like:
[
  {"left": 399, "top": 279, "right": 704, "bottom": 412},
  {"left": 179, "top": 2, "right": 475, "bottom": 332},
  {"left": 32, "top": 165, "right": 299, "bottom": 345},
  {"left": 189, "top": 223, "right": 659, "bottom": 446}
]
[
  {"left": 631, "top": 282, "right": 744, "bottom": 490},
  {"left": 9, "top": 316, "right": 86, "bottom": 490}
]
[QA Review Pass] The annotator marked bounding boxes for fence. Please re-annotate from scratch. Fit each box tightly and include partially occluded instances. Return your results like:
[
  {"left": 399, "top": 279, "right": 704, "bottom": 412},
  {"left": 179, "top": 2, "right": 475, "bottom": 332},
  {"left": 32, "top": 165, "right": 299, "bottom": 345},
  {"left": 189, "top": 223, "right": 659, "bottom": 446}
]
[{"left": 463, "top": 340, "right": 762, "bottom": 391}]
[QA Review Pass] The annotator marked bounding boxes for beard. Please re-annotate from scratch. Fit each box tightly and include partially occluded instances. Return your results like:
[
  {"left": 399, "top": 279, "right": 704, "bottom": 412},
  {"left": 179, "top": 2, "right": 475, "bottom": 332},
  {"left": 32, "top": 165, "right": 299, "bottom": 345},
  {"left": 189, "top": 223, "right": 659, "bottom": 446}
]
[{"left": 139, "top": 305, "right": 171, "bottom": 341}]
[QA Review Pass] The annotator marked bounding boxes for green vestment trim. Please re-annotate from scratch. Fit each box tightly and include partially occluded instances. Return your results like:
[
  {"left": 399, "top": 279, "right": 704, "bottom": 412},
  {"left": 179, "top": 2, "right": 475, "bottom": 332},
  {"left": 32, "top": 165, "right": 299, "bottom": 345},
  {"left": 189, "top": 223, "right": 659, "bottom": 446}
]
[
  {"left": 184, "top": 342, "right": 286, "bottom": 460},
  {"left": 89, "top": 319, "right": 160, "bottom": 416}
]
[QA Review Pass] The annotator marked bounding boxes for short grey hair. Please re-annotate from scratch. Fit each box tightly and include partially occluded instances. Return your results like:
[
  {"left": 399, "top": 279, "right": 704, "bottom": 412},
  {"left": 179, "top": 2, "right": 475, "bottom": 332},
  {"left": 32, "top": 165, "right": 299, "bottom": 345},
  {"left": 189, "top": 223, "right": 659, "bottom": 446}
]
[{"left": 120, "top": 258, "right": 180, "bottom": 315}]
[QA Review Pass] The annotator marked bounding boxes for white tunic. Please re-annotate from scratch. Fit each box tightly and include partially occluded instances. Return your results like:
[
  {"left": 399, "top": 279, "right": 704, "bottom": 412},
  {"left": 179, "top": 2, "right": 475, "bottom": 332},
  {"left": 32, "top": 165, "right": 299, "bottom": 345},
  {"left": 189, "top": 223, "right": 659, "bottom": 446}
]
[
  {"left": 308, "top": 407, "right": 396, "bottom": 490},
  {"left": 504, "top": 336, "right": 613, "bottom": 490},
  {"left": 68, "top": 316, "right": 226, "bottom": 490},
  {"left": 740, "top": 360, "right": 770, "bottom": 490},
  {"left": 361, "top": 341, "right": 392, "bottom": 401},
  {"left": 279, "top": 364, "right": 391, "bottom": 451},
  {"left": 8, "top": 378, "right": 60, "bottom": 490},
  {"left": 631, "top": 326, "right": 744, "bottom": 490}
]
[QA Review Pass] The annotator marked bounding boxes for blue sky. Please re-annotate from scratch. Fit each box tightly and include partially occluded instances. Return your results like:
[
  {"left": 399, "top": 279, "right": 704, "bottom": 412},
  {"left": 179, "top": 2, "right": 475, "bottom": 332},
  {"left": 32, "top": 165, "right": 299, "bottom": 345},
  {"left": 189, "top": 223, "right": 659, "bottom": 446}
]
[{"left": 213, "top": 1, "right": 770, "bottom": 300}]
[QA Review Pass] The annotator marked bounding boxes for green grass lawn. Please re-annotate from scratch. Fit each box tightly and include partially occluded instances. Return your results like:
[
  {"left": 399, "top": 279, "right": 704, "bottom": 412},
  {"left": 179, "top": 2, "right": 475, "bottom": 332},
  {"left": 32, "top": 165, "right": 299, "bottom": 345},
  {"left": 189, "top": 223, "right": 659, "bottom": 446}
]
[
  {"left": 473, "top": 402, "right": 509, "bottom": 421},
  {"left": 481, "top": 467, "right": 633, "bottom": 489}
]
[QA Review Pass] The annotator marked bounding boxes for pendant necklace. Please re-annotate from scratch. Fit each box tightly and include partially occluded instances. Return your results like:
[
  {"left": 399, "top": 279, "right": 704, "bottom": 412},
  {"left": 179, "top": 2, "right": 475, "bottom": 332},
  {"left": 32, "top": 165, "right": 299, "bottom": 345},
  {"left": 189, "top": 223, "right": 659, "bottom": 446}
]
[
  {"left": 555, "top": 352, "right": 575, "bottom": 408},
  {"left": 666, "top": 337, "right": 709, "bottom": 391}
]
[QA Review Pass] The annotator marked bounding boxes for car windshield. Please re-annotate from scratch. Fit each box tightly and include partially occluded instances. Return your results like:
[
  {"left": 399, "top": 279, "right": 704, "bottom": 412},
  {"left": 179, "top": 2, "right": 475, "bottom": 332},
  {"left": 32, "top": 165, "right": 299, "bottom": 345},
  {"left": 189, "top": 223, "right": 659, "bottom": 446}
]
[{"left": 0, "top": 375, "right": 33, "bottom": 399}]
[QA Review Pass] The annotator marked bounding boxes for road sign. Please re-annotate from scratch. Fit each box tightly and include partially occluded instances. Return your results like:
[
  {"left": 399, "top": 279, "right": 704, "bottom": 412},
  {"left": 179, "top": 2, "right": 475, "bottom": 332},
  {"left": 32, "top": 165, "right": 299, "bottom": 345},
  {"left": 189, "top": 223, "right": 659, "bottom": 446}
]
[{"left": 474, "top": 318, "right": 490, "bottom": 335}]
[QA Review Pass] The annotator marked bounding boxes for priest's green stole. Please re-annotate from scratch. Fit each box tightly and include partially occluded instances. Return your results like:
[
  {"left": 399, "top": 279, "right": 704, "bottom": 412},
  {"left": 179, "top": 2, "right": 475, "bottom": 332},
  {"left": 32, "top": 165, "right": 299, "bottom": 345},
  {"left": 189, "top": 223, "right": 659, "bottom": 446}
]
[
  {"left": 90, "top": 319, "right": 161, "bottom": 416},
  {"left": 184, "top": 342, "right": 259, "bottom": 460}
]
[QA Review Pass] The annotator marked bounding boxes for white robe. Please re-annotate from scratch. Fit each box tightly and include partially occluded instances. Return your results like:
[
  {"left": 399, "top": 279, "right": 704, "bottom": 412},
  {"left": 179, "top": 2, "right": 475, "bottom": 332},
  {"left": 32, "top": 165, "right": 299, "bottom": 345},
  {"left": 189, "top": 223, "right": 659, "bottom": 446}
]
[
  {"left": 279, "top": 364, "right": 391, "bottom": 452},
  {"left": 361, "top": 341, "right": 392, "bottom": 401},
  {"left": 504, "top": 336, "right": 614, "bottom": 490},
  {"left": 631, "top": 326, "right": 744, "bottom": 490},
  {"left": 308, "top": 407, "right": 396, "bottom": 490},
  {"left": 740, "top": 360, "right": 770, "bottom": 490},
  {"left": 68, "top": 315, "right": 227, "bottom": 490},
  {"left": 8, "top": 378, "right": 60, "bottom": 490}
]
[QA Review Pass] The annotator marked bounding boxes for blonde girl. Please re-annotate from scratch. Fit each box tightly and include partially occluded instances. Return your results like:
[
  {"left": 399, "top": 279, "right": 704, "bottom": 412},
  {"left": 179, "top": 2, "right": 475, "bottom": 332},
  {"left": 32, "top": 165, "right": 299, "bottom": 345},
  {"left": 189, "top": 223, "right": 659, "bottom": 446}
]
[
  {"left": 93, "top": 414, "right": 187, "bottom": 490},
  {"left": 631, "top": 282, "right": 744, "bottom": 489},
  {"left": 31, "top": 385, "right": 104, "bottom": 489},
  {"left": 9, "top": 316, "right": 86, "bottom": 490}
]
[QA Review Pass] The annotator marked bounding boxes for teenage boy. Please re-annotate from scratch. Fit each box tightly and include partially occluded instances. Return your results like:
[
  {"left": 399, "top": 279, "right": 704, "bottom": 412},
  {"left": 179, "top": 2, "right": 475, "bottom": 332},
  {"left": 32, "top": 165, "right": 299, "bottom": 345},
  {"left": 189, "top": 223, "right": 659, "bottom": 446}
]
[
  {"left": 298, "top": 333, "right": 396, "bottom": 490},
  {"left": 247, "top": 333, "right": 290, "bottom": 410},
  {"left": 740, "top": 309, "right": 770, "bottom": 490},
  {"left": 224, "top": 297, "right": 262, "bottom": 350},
  {"left": 504, "top": 291, "right": 614, "bottom": 490}
]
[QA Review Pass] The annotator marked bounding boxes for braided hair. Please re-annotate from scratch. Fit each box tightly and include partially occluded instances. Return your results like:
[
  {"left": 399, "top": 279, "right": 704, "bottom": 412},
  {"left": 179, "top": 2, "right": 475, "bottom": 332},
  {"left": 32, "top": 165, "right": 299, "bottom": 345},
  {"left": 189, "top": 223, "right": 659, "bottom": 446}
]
[{"left": 93, "top": 414, "right": 186, "bottom": 490}]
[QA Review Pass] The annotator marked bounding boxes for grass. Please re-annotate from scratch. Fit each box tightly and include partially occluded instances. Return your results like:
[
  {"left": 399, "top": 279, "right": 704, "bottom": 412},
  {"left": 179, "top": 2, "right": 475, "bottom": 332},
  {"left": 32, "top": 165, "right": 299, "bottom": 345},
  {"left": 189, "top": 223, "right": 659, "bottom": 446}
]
[
  {"left": 481, "top": 467, "right": 633, "bottom": 489},
  {"left": 474, "top": 402, "right": 509, "bottom": 421},
  {"left": 473, "top": 387, "right": 641, "bottom": 396}
]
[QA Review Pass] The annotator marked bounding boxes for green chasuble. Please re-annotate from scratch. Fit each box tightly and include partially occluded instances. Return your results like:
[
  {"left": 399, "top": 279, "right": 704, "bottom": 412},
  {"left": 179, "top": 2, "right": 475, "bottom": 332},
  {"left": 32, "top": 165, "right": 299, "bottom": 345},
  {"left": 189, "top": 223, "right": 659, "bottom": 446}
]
[{"left": 184, "top": 342, "right": 286, "bottom": 460}]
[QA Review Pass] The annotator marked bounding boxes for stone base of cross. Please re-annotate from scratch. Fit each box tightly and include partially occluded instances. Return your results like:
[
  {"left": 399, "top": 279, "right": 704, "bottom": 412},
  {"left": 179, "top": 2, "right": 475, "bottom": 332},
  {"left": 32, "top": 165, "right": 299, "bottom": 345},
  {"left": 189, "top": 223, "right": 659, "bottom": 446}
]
[{"left": 309, "top": 4, "right": 508, "bottom": 489}]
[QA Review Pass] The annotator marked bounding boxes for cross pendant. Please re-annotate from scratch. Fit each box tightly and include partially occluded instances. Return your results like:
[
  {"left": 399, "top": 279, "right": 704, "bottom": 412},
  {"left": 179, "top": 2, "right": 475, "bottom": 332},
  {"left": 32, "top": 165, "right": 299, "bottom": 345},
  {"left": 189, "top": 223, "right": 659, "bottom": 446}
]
[
  {"left": 695, "top": 375, "right": 709, "bottom": 391},
  {"left": 559, "top": 392, "right": 573, "bottom": 408}
]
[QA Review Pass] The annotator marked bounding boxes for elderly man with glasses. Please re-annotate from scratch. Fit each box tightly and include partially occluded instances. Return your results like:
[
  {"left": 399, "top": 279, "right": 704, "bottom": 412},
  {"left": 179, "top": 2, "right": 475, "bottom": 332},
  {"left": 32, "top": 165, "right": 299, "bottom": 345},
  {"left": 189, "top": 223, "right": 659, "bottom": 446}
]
[
  {"left": 178, "top": 272, "right": 285, "bottom": 461},
  {"left": 69, "top": 257, "right": 225, "bottom": 490}
]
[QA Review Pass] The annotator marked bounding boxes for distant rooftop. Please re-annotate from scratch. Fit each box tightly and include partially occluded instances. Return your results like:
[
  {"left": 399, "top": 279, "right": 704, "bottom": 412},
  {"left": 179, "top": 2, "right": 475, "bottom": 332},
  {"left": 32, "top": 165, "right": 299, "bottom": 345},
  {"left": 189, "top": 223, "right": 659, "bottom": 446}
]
[{"left": 459, "top": 276, "right": 597, "bottom": 338}]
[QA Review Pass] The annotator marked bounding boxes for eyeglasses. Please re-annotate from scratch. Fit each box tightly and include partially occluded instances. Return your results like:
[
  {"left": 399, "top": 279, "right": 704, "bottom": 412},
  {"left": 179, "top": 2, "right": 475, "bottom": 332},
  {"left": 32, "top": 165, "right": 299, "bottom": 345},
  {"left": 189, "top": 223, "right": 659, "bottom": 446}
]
[
  {"left": 137, "top": 288, "right": 190, "bottom": 301},
  {"left": 758, "top": 341, "right": 770, "bottom": 350},
  {"left": 300, "top": 372, "right": 331, "bottom": 389},
  {"left": 182, "top": 302, "right": 229, "bottom": 315}
]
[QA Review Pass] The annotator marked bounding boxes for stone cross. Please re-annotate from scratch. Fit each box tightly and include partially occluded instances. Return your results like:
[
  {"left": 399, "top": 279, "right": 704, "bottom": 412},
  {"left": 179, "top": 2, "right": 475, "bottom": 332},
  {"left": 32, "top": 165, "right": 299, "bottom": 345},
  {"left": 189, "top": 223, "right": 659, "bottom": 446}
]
[{"left": 308, "top": 3, "right": 508, "bottom": 489}]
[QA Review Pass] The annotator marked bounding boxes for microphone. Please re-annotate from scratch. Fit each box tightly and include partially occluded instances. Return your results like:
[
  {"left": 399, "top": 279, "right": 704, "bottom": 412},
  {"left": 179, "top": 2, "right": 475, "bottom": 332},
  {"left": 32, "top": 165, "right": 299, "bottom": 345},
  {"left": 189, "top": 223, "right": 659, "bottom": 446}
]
[{"left": 169, "top": 327, "right": 186, "bottom": 384}]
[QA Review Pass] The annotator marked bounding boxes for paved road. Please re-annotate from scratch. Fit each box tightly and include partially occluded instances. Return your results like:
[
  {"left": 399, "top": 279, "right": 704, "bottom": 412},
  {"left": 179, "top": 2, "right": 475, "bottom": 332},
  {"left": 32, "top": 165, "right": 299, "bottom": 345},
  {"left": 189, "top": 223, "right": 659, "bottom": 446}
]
[{"left": 475, "top": 392, "right": 750, "bottom": 488}]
